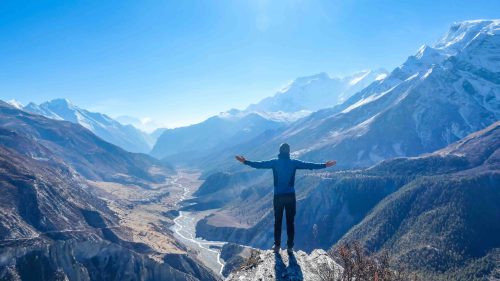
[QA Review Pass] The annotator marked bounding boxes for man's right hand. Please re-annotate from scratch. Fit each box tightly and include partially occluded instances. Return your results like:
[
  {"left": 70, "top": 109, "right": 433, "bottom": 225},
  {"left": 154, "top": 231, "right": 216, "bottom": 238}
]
[
  {"left": 235, "top": 155, "right": 246, "bottom": 163},
  {"left": 325, "top": 160, "right": 336, "bottom": 167}
]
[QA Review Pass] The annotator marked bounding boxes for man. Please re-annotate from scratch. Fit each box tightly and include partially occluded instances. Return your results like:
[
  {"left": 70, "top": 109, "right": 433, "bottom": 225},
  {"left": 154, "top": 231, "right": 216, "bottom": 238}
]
[{"left": 236, "top": 143, "right": 336, "bottom": 254}]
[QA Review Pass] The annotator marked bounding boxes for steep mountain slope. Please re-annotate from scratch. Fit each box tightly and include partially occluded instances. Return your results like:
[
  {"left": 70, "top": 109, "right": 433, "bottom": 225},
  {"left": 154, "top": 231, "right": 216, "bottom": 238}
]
[
  {"left": 337, "top": 122, "right": 500, "bottom": 278},
  {"left": 0, "top": 141, "right": 218, "bottom": 281},
  {"left": 247, "top": 70, "right": 388, "bottom": 113},
  {"left": 0, "top": 144, "right": 112, "bottom": 241},
  {"left": 202, "top": 20, "right": 500, "bottom": 171},
  {"left": 24, "top": 99, "right": 153, "bottom": 153},
  {"left": 151, "top": 111, "right": 284, "bottom": 162},
  {"left": 0, "top": 101, "right": 171, "bottom": 185},
  {"left": 196, "top": 121, "right": 500, "bottom": 279}
]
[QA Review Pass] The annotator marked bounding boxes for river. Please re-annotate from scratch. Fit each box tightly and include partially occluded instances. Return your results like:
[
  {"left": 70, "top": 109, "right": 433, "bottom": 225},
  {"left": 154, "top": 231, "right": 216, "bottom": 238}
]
[{"left": 169, "top": 174, "right": 227, "bottom": 276}]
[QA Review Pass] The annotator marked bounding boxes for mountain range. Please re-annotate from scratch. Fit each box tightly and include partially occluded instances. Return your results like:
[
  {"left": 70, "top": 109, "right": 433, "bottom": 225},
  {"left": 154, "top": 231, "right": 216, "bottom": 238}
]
[
  {"left": 246, "top": 69, "right": 388, "bottom": 113},
  {"left": 0, "top": 101, "right": 171, "bottom": 186},
  {"left": 186, "top": 19, "right": 500, "bottom": 174},
  {"left": 186, "top": 20, "right": 500, "bottom": 279},
  {"left": 151, "top": 70, "right": 387, "bottom": 165},
  {"left": 0, "top": 19, "right": 499, "bottom": 280},
  {"left": 23, "top": 99, "right": 154, "bottom": 153},
  {"left": 150, "top": 110, "right": 285, "bottom": 163}
]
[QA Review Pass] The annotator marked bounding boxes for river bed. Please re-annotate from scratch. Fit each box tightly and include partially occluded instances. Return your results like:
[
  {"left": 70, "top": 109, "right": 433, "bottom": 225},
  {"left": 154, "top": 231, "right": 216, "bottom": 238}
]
[{"left": 170, "top": 174, "right": 227, "bottom": 276}]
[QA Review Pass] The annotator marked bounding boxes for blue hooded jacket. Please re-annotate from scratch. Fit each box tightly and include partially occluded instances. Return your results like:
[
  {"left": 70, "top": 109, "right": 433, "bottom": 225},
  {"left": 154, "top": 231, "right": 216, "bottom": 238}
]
[{"left": 244, "top": 153, "right": 326, "bottom": 195}]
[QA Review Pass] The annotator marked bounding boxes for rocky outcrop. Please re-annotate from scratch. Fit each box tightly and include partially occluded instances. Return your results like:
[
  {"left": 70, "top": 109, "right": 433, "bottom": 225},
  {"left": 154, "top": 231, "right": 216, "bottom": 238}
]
[
  {"left": 220, "top": 243, "right": 259, "bottom": 277},
  {"left": 225, "top": 249, "right": 339, "bottom": 281}
]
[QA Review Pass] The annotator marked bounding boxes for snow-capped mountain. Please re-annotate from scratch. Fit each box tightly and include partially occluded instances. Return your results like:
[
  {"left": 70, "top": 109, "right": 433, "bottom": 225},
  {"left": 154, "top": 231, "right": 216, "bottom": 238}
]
[
  {"left": 152, "top": 70, "right": 385, "bottom": 163},
  {"left": 200, "top": 20, "right": 500, "bottom": 170},
  {"left": 6, "top": 99, "right": 23, "bottom": 109},
  {"left": 115, "top": 115, "right": 166, "bottom": 134},
  {"left": 246, "top": 69, "right": 388, "bottom": 113},
  {"left": 24, "top": 99, "right": 154, "bottom": 153}
]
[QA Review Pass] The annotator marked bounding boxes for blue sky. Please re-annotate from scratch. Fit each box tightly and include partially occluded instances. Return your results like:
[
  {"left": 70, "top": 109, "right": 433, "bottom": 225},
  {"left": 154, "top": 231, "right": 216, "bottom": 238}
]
[{"left": 1, "top": 0, "right": 499, "bottom": 128}]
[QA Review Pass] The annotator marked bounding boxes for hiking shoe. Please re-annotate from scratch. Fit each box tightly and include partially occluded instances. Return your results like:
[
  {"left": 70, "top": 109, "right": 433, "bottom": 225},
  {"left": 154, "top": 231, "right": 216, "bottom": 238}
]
[
  {"left": 273, "top": 244, "right": 280, "bottom": 253},
  {"left": 287, "top": 246, "right": 293, "bottom": 255}
]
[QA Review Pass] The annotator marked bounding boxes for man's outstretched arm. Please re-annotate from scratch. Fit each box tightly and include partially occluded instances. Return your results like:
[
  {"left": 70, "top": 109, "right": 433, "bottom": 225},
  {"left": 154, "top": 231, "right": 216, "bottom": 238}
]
[
  {"left": 235, "top": 155, "right": 274, "bottom": 169},
  {"left": 294, "top": 159, "right": 336, "bottom": 170}
]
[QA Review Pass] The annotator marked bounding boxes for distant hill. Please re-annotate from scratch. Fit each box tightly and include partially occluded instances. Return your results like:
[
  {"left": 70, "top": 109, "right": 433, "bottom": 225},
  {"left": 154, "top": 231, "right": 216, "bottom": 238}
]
[
  {"left": 151, "top": 111, "right": 285, "bottom": 163},
  {"left": 24, "top": 99, "right": 154, "bottom": 153}
]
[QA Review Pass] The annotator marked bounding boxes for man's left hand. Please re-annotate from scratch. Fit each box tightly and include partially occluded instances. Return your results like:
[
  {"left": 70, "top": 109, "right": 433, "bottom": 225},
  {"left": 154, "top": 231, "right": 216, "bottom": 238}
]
[
  {"left": 235, "top": 155, "right": 246, "bottom": 163},
  {"left": 325, "top": 160, "right": 336, "bottom": 167}
]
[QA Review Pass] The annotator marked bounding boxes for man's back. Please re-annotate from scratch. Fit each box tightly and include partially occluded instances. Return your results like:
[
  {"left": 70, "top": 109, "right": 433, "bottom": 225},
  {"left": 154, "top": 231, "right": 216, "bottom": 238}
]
[
  {"left": 243, "top": 154, "right": 326, "bottom": 194},
  {"left": 235, "top": 142, "right": 335, "bottom": 253}
]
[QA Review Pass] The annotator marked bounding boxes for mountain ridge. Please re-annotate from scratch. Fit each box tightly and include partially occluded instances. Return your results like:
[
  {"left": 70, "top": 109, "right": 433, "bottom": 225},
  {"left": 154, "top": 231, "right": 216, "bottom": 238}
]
[
  {"left": 0, "top": 100, "right": 172, "bottom": 185},
  {"left": 24, "top": 98, "right": 154, "bottom": 153}
]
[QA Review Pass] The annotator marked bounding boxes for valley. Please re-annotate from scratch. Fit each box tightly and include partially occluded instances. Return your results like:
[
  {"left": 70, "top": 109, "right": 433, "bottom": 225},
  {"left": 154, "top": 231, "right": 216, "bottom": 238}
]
[
  {"left": 90, "top": 170, "right": 227, "bottom": 276},
  {"left": 0, "top": 17, "right": 499, "bottom": 281}
]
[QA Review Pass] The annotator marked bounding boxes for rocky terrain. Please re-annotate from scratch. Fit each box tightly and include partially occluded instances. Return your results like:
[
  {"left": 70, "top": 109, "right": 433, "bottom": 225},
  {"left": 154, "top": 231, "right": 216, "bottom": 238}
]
[{"left": 224, "top": 248, "right": 339, "bottom": 281}]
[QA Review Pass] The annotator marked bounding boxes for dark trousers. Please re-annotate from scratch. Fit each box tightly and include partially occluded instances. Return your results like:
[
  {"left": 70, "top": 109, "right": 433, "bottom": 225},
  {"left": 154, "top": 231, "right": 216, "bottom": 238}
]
[{"left": 273, "top": 193, "right": 296, "bottom": 248}]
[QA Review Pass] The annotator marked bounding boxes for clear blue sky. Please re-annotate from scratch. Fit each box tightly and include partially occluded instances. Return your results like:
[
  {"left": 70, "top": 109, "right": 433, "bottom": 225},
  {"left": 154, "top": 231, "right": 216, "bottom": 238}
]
[{"left": 1, "top": 0, "right": 499, "bottom": 128}]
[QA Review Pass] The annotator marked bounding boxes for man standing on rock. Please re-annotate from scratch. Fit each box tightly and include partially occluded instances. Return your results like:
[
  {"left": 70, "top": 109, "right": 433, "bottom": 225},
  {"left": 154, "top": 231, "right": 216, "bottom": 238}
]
[{"left": 236, "top": 143, "right": 336, "bottom": 254}]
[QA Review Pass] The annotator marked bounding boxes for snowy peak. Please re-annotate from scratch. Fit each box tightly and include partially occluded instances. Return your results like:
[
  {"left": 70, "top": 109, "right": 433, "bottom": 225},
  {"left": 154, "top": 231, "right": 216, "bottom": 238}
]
[
  {"left": 246, "top": 69, "right": 388, "bottom": 113},
  {"left": 48, "top": 97, "right": 73, "bottom": 107},
  {"left": 435, "top": 19, "right": 500, "bottom": 53},
  {"left": 389, "top": 20, "right": 499, "bottom": 82},
  {"left": 23, "top": 99, "right": 153, "bottom": 153},
  {"left": 217, "top": 108, "right": 311, "bottom": 123},
  {"left": 116, "top": 115, "right": 166, "bottom": 134},
  {"left": 414, "top": 45, "right": 444, "bottom": 64},
  {"left": 244, "top": 19, "right": 500, "bottom": 169},
  {"left": 6, "top": 99, "right": 23, "bottom": 109},
  {"left": 282, "top": 72, "right": 331, "bottom": 90}
]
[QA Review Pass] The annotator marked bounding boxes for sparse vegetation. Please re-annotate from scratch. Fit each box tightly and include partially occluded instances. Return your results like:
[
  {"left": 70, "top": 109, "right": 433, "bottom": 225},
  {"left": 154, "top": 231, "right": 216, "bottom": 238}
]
[
  {"left": 317, "top": 242, "right": 422, "bottom": 281},
  {"left": 238, "top": 250, "right": 263, "bottom": 271}
]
